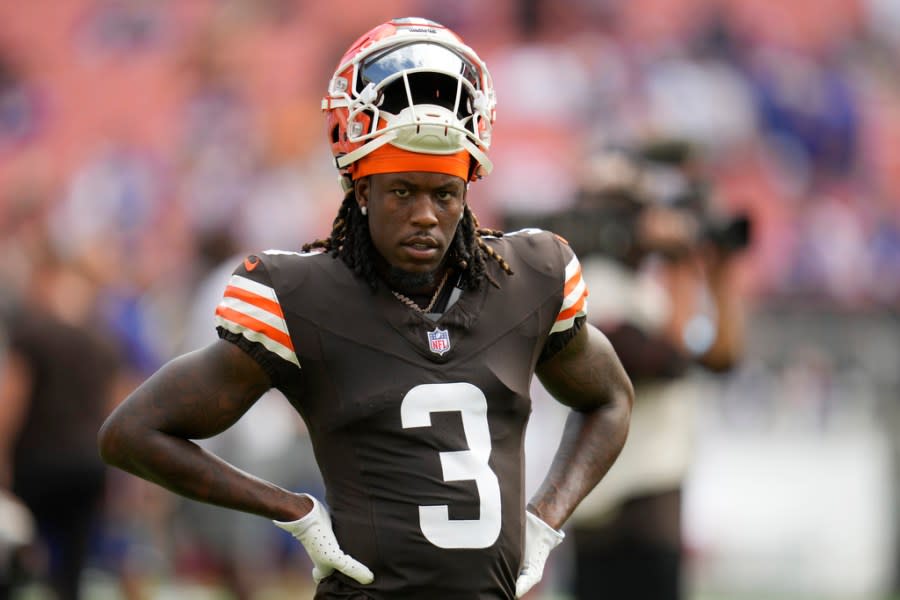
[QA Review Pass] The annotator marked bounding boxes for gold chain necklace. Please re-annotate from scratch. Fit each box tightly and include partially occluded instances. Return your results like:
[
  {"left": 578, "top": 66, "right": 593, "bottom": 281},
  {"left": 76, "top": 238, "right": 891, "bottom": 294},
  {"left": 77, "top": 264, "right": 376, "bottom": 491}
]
[{"left": 391, "top": 270, "right": 450, "bottom": 313}]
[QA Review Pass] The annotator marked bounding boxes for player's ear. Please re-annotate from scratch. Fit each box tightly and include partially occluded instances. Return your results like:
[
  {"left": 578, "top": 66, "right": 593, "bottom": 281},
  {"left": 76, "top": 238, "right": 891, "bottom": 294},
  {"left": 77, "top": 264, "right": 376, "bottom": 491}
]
[{"left": 354, "top": 176, "right": 370, "bottom": 212}]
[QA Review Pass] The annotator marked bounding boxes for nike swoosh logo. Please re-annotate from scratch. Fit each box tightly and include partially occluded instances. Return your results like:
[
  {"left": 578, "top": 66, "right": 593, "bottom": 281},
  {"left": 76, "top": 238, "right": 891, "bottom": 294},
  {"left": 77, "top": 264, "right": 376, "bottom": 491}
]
[{"left": 244, "top": 256, "right": 260, "bottom": 272}]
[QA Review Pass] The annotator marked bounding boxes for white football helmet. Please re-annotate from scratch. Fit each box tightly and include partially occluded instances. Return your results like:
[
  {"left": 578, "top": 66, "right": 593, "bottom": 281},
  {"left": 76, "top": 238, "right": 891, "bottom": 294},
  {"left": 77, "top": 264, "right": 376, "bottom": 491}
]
[{"left": 322, "top": 17, "right": 496, "bottom": 182}]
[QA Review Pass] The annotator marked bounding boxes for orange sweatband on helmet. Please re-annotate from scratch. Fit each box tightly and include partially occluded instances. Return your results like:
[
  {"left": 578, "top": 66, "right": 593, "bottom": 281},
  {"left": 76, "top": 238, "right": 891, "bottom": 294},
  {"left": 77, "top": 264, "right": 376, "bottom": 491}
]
[{"left": 353, "top": 144, "right": 472, "bottom": 181}]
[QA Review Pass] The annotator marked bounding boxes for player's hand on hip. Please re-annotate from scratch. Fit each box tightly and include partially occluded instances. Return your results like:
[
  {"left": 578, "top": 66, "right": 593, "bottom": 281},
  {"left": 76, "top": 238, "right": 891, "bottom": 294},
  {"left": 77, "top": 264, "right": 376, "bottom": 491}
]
[
  {"left": 515, "top": 510, "right": 565, "bottom": 598},
  {"left": 274, "top": 494, "right": 374, "bottom": 585}
]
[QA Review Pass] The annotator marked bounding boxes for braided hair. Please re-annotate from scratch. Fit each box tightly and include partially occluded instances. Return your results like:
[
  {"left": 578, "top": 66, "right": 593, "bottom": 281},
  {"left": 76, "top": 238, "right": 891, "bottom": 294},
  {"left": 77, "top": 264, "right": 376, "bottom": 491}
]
[{"left": 302, "top": 188, "right": 513, "bottom": 292}]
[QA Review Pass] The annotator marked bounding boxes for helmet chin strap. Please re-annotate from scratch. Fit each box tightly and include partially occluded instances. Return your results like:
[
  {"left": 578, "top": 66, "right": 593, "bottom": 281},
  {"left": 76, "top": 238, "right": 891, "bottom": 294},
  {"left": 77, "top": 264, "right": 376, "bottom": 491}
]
[{"left": 458, "top": 138, "right": 492, "bottom": 176}]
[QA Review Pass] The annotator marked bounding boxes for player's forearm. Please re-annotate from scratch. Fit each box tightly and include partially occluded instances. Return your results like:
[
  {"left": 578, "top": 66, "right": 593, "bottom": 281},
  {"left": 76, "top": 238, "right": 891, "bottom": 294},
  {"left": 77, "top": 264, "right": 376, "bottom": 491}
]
[
  {"left": 527, "top": 397, "right": 630, "bottom": 530},
  {"left": 531, "top": 324, "right": 633, "bottom": 529},
  {"left": 99, "top": 419, "right": 307, "bottom": 521},
  {"left": 98, "top": 342, "right": 310, "bottom": 522}
]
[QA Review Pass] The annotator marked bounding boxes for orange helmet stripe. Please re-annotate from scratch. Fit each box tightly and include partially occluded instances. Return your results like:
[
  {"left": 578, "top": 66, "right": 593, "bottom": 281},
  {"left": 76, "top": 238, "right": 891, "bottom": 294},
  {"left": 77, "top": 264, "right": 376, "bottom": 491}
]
[{"left": 354, "top": 144, "right": 471, "bottom": 180}]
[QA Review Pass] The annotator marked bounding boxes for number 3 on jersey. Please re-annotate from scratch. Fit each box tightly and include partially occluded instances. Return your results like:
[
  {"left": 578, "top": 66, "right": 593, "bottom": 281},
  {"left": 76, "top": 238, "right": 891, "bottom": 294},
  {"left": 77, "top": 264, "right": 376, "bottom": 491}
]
[{"left": 400, "top": 383, "right": 502, "bottom": 549}]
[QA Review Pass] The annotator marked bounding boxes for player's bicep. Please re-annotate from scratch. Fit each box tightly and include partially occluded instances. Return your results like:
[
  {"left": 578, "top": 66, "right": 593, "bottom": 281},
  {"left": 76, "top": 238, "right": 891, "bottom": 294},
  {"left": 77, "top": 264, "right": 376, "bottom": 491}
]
[
  {"left": 535, "top": 323, "right": 633, "bottom": 413},
  {"left": 114, "top": 339, "right": 273, "bottom": 440}
]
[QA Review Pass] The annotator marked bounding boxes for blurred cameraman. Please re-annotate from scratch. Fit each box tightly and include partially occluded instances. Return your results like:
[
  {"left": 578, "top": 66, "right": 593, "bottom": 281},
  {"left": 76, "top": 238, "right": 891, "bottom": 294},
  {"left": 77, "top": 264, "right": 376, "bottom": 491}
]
[{"left": 513, "top": 140, "right": 749, "bottom": 599}]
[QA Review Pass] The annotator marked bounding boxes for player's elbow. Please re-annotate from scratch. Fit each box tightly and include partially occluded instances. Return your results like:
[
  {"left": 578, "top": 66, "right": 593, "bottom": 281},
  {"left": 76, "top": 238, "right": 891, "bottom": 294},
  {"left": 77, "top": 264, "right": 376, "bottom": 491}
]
[
  {"left": 577, "top": 374, "right": 633, "bottom": 448},
  {"left": 597, "top": 358, "right": 635, "bottom": 419},
  {"left": 621, "top": 378, "right": 634, "bottom": 435},
  {"left": 97, "top": 409, "right": 134, "bottom": 470},
  {"left": 609, "top": 375, "right": 634, "bottom": 446},
  {"left": 621, "top": 372, "right": 635, "bottom": 414}
]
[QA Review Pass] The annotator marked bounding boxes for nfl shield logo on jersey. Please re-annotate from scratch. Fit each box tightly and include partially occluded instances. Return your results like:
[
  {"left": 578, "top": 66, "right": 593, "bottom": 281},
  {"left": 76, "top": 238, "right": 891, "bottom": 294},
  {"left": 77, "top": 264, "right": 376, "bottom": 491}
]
[{"left": 427, "top": 327, "right": 451, "bottom": 355}]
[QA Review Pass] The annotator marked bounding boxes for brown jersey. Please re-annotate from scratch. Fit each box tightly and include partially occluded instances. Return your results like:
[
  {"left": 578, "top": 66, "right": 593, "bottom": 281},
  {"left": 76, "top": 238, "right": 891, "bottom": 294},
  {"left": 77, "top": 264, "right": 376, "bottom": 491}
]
[{"left": 215, "top": 230, "right": 588, "bottom": 599}]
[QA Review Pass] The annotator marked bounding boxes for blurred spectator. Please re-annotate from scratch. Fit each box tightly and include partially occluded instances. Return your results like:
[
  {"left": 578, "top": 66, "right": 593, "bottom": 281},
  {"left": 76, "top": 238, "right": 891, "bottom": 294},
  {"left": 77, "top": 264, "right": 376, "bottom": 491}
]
[
  {"left": 47, "top": 139, "right": 174, "bottom": 377},
  {"left": 788, "top": 189, "right": 873, "bottom": 305},
  {"left": 3, "top": 246, "right": 126, "bottom": 599},
  {"left": 175, "top": 26, "right": 262, "bottom": 238},
  {"left": 865, "top": 0, "right": 900, "bottom": 50},
  {"left": 745, "top": 46, "right": 860, "bottom": 188},
  {"left": 0, "top": 47, "right": 43, "bottom": 154},
  {"left": 641, "top": 51, "right": 758, "bottom": 155},
  {"left": 75, "top": 0, "right": 168, "bottom": 56},
  {"left": 480, "top": 12, "right": 599, "bottom": 218}
]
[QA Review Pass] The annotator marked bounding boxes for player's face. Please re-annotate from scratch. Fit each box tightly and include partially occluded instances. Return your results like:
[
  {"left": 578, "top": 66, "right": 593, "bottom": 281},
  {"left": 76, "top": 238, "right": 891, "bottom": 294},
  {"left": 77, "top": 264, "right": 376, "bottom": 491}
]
[{"left": 356, "top": 171, "right": 466, "bottom": 278}]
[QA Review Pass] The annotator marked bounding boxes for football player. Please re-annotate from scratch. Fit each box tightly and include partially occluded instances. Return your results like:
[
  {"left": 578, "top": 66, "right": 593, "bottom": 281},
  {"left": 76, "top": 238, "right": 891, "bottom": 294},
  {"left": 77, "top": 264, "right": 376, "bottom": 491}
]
[{"left": 99, "top": 17, "right": 633, "bottom": 599}]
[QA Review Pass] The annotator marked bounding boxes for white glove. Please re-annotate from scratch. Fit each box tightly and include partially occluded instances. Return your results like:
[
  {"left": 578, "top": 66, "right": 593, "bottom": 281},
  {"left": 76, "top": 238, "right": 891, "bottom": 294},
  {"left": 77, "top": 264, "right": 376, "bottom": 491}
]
[
  {"left": 515, "top": 510, "right": 565, "bottom": 598},
  {"left": 274, "top": 494, "right": 374, "bottom": 585}
]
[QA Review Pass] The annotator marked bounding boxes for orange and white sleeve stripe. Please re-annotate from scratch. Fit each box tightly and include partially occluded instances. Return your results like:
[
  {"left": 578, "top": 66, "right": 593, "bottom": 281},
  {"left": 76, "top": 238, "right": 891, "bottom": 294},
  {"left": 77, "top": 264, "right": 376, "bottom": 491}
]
[
  {"left": 214, "top": 274, "right": 300, "bottom": 368},
  {"left": 550, "top": 255, "right": 588, "bottom": 334}
]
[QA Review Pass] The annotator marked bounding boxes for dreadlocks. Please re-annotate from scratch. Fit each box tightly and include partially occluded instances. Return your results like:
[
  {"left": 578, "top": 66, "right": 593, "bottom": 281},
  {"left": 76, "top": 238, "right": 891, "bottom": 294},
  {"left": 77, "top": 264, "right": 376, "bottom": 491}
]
[{"left": 302, "top": 189, "right": 513, "bottom": 292}]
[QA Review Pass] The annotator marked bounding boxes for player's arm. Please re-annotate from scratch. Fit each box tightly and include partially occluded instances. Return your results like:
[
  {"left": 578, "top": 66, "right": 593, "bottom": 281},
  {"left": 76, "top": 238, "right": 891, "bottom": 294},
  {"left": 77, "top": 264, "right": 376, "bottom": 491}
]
[
  {"left": 99, "top": 339, "right": 375, "bottom": 585},
  {"left": 697, "top": 247, "right": 745, "bottom": 372},
  {"left": 98, "top": 339, "right": 311, "bottom": 521},
  {"left": 531, "top": 322, "right": 633, "bottom": 529},
  {"left": 0, "top": 349, "right": 31, "bottom": 488}
]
